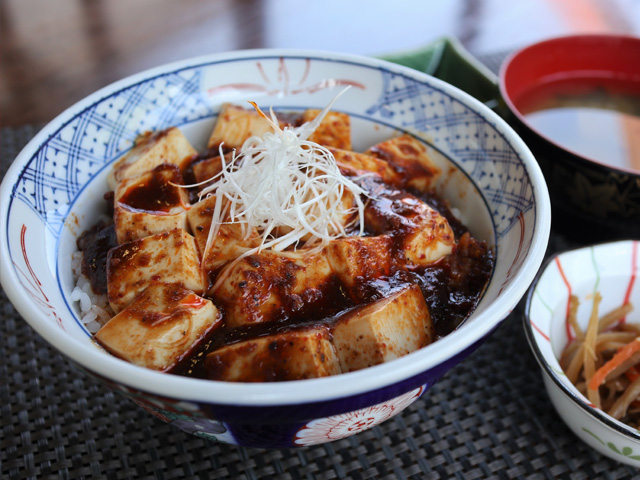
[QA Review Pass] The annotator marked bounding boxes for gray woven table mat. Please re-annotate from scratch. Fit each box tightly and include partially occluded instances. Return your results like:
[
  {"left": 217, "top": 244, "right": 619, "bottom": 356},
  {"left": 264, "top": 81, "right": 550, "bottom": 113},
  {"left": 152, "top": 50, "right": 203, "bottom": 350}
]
[{"left": 2, "top": 53, "right": 639, "bottom": 479}]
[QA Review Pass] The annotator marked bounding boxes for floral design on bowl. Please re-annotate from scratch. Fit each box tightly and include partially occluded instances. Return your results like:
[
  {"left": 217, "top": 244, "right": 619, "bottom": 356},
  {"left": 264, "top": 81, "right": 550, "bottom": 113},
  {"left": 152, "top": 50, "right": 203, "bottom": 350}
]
[
  {"left": 294, "top": 386, "right": 426, "bottom": 446},
  {"left": 1, "top": 49, "right": 550, "bottom": 447}
]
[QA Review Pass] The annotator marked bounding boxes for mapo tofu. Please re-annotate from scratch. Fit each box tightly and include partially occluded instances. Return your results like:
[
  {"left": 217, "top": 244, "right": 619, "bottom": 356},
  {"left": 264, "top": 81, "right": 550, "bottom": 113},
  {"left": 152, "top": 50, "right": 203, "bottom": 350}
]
[{"left": 75, "top": 99, "right": 493, "bottom": 382}]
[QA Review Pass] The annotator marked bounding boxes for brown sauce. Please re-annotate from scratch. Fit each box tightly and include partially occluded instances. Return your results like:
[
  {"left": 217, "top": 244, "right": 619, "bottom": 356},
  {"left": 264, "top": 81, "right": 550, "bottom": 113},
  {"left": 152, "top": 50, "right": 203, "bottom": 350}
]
[
  {"left": 411, "top": 233, "right": 493, "bottom": 337},
  {"left": 78, "top": 188, "right": 493, "bottom": 379},
  {"left": 119, "top": 164, "right": 185, "bottom": 213},
  {"left": 77, "top": 222, "right": 117, "bottom": 295},
  {"left": 177, "top": 277, "right": 353, "bottom": 379},
  {"left": 77, "top": 122, "right": 494, "bottom": 381},
  {"left": 173, "top": 233, "right": 492, "bottom": 379}
]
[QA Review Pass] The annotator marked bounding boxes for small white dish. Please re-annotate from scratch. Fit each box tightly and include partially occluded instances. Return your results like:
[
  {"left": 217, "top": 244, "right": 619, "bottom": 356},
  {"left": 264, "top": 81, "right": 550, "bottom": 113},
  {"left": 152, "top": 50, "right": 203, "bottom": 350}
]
[{"left": 524, "top": 240, "right": 640, "bottom": 466}]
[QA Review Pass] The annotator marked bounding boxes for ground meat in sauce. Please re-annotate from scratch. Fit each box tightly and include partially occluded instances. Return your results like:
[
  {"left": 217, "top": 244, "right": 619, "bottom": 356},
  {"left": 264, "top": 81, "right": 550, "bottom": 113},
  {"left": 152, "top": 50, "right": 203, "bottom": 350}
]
[
  {"left": 78, "top": 196, "right": 493, "bottom": 379},
  {"left": 77, "top": 121, "right": 494, "bottom": 380},
  {"left": 412, "top": 233, "right": 493, "bottom": 337},
  {"left": 77, "top": 221, "right": 117, "bottom": 295},
  {"left": 173, "top": 232, "right": 492, "bottom": 379}
]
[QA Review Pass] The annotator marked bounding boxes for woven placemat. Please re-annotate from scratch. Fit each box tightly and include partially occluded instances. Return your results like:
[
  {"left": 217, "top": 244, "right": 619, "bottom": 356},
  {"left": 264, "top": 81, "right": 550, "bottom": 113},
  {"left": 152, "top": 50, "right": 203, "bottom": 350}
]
[{"left": 2, "top": 68, "right": 639, "bottom": 479}]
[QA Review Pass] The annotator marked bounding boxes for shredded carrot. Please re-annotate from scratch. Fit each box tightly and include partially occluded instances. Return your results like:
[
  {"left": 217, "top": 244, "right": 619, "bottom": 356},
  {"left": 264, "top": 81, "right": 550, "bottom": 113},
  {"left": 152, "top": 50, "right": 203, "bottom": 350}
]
[
  {"left": 626, "top": 365, "right": 640, "bottom": 383},
  {"left": 589, "top": 338, "right": 640, "bottom": 391}
]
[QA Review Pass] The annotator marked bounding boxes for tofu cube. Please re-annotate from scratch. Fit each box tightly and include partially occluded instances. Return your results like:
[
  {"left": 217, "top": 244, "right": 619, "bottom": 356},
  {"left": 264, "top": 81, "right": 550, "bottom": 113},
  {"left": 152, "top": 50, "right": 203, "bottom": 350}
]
[
  {"left": 211, "top": 250, "right": 335, "bottom": 327},
  {"left": 192, "top": 155, "right": 224, "bottom": 186},
  {"left": 95, "top": 282, "right": 221, "bottom": 372},
  {"left": 208, "top": 103, "right": 275, "bottom": 150},
  {"left": 365, "top": 192, "right": 454, "bottom": 267},
  {"left": 109, "top": 127, "right": 197, "bottom": 189},
  {"left": 302, "top": 109, "right": 352, "bottom": 150},
  {"left": 402, "top": 217, "right": 454, "bottom": 266},
  {"left": 205, "top": 327, "right": 341, "bottom": 381},
  {"left": 107, "top": 228, "right": 204, "bottom": 313},
  {"left": 114, "top": 163, "right": 191, "bottom": 243},
  {"left": 332, "top": 284, "right": 434, "bottom": 372},
  {"left": 329, "top": 148, "right": 403, "bottom": 186},
  {"left": 365, "top": 134, "right": 441, "bottom": 192},
  {"left": 325, "top": 235, "right": 395, "bottom": 302},
  {"left": 187, "top": 195, "right": 261, "bottom": 276}
]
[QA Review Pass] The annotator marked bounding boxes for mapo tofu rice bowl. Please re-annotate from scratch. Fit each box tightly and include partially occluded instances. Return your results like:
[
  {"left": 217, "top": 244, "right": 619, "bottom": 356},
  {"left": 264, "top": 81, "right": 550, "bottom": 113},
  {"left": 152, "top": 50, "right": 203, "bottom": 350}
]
[{"left": 0, "top": 50, "right": 550, "bottom": 447}]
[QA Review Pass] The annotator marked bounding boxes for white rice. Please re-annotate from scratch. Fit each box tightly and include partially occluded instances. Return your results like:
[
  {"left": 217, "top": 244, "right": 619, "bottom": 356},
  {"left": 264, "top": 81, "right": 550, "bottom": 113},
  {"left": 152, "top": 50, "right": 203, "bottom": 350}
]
[{"left": 71, "top": 250, "right": 113, "bottom": 333}]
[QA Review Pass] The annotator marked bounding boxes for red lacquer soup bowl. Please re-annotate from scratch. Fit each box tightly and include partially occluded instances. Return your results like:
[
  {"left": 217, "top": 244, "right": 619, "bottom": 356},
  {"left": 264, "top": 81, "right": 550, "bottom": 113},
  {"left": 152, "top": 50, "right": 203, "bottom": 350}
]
[{"left": 500, "top": 34, "right": 640, "bottom": 241}]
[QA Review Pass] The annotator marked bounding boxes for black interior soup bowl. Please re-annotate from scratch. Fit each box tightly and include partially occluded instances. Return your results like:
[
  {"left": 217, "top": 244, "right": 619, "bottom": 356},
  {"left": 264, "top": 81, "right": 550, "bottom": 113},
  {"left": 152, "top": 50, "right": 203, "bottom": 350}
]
[{"left": 500, "top": 34, "right": 640, "bottom": 242}]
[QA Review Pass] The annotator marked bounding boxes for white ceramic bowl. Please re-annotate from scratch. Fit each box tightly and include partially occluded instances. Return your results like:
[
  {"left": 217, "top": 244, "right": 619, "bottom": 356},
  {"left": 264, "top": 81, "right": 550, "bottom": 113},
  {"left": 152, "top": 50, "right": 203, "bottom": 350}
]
[
  {"left": 0, "top": 49, "right": 550, "bottom": 447},
  {"left": 524, "top": 240, "right": 640, "bottom": 466}
]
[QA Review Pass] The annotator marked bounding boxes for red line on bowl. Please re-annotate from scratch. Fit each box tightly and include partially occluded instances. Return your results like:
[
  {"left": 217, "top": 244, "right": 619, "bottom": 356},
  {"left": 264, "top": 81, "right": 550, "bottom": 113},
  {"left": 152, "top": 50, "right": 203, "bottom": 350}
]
[
  {"left": 555, "top": 257, "right": 574, "bottom": 342},
  {"left": 623, "top": 241, "right": 639, "bottom": 309}
]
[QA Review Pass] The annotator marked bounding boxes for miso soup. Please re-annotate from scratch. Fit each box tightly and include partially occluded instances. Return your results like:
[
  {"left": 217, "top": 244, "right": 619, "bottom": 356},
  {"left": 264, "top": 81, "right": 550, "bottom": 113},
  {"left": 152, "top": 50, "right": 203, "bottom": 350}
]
[{"left": 517, "top": 77, "right": 640, "bottom": 172}]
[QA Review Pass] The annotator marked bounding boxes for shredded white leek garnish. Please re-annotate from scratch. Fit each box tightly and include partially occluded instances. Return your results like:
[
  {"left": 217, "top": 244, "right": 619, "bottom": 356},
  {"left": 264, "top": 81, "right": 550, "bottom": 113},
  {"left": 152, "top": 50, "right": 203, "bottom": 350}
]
[{"left": 200, "top": 88, "right": 368, "bottom": 261}]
